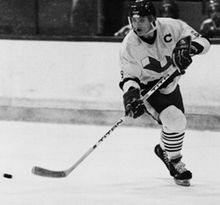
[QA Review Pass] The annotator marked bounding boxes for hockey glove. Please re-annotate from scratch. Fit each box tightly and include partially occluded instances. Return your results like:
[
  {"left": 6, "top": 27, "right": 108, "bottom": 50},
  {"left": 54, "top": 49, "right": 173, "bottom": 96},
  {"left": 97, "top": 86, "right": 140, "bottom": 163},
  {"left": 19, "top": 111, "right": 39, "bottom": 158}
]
[
  {"left": 123, "top": 88, "right": 146, "bottom": 118},
  {"left": 172, "top": 36, "right": 192, "bottom": 74}
]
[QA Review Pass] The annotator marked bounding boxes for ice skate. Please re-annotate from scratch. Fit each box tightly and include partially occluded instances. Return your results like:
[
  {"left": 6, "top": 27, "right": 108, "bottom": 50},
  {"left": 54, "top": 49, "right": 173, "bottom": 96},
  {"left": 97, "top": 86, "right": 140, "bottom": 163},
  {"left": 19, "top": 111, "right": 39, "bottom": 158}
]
[
  {"left": 169, "top": 157, "right": 192, "bottom": 186},
  {"left": 154, "top": 144, "right": 192, "bottom": 186}
]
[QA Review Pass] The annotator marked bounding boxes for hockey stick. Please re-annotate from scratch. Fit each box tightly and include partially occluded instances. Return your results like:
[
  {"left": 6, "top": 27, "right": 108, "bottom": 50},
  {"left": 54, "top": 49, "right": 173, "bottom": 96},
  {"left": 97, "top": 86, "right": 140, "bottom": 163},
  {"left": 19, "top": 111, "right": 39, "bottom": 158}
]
[{"left": 32, "top": 68, "right": 177, "bottom": 178}]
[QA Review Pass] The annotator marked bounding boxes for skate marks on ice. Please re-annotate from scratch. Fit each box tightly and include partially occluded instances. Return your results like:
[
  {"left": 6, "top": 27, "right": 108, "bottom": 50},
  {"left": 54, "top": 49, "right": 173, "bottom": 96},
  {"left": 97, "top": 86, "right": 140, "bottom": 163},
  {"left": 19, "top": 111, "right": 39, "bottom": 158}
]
[{"left": 0, "top": 121, "right": 220, "bottom": 205}]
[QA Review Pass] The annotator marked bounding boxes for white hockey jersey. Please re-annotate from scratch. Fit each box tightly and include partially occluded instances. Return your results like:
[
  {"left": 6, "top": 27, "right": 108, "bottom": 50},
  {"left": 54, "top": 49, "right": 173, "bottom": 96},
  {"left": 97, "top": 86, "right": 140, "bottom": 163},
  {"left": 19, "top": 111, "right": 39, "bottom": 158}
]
[{"left": 119, "top": 17, "right": 210, "bottom": 94}]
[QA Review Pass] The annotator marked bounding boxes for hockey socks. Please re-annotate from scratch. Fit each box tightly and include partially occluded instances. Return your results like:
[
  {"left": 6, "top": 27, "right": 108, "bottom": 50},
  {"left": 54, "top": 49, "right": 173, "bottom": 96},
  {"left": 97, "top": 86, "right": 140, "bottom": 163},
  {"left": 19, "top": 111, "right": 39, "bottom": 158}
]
[{"left": 161, "top": 130, "right": 185, "bottom": 159}]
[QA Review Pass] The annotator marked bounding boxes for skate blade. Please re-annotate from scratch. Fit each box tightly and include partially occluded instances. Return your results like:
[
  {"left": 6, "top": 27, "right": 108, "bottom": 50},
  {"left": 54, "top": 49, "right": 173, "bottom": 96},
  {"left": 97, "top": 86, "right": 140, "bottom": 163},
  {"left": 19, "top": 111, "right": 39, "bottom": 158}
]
[{"left": 174, "top": 178, "right": 191, "bottom": 186}]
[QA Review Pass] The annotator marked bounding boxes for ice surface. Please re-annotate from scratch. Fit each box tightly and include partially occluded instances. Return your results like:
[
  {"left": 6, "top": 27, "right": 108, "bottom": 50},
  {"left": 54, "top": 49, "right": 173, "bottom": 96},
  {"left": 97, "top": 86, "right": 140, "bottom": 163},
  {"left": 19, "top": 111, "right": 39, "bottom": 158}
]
[{"left": 0, "top": 121, "right": 220, "bottom": 205}]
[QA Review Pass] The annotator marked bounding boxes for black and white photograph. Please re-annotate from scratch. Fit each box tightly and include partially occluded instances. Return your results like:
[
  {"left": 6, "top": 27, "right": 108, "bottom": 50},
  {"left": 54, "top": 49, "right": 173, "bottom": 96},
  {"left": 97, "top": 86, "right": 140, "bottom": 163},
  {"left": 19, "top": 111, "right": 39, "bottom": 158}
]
[{"left": 1, "top": 0, "right": 220, "bottom": 204}]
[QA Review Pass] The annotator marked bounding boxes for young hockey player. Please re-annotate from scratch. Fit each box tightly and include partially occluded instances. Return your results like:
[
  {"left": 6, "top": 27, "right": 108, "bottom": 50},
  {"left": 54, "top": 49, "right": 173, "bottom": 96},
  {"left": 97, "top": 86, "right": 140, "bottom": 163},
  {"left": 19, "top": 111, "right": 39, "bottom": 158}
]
[{"left": 119, "top": 0, "right": 211, "bottom": 186}]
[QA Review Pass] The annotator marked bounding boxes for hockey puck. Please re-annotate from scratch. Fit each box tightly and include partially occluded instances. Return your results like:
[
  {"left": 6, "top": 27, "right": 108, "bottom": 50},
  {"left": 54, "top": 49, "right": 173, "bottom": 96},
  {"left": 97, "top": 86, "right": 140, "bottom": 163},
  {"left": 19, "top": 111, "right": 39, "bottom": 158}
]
[{"left": 3, "top": 173, "right": 13, "bottom": 179}]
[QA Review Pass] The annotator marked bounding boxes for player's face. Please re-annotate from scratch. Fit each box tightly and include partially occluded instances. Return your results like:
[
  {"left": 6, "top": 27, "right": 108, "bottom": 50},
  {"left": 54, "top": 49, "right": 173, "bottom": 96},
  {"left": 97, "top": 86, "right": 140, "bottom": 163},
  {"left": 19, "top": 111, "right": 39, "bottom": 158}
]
[{"left": 130, "top": 16, "right": 152, "bottom": 37}]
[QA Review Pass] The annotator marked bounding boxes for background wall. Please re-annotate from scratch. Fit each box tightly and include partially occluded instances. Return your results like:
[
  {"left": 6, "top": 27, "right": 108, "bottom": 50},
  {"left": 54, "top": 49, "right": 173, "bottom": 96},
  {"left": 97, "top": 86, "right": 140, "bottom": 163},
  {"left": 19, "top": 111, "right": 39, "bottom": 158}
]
[
  {"left": 0, "top": 39, "right": 219, "bottom": 130},
  {"left": 0, "top": 0, "right": 99, "bottom": 35},
  {"left": 0, "top": 0, "right": 210, "bottom": 36},
  {"left": 0, "top": 0, "right": 37, "bottom": 34}
]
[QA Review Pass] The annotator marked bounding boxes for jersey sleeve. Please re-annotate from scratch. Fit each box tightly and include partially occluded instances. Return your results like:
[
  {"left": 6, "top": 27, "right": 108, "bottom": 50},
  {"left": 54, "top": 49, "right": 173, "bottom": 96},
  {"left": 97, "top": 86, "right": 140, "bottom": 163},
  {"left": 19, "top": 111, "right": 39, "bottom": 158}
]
[{"left": 119, "top": 43, "right": 142, "bottom": 92}]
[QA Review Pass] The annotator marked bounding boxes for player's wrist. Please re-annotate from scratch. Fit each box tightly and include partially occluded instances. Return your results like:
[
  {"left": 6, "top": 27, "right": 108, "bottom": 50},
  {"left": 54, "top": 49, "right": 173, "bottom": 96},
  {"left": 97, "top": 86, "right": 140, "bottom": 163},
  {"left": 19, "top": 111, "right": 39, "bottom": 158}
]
[{"left": 123, "top": 79, "right": 140, "bottom": 93}]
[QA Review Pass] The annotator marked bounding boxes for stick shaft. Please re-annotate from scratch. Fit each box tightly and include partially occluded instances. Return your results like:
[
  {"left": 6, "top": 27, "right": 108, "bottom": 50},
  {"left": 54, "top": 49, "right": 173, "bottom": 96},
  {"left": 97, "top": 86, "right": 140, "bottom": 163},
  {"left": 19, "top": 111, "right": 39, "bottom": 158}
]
[
  {"left": 142, "top": 69, "right": 176, "bottom": 101},
  {"left": 64, "top": 117, "right": 125, "bottom": 175}
]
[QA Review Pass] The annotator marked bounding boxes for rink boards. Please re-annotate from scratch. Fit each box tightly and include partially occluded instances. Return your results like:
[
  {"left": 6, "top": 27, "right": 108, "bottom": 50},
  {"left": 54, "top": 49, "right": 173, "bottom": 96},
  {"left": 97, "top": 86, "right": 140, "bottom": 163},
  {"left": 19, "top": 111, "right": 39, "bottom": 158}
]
[{"left": 0, "top": 39, "right": 219, "bottom": 130}]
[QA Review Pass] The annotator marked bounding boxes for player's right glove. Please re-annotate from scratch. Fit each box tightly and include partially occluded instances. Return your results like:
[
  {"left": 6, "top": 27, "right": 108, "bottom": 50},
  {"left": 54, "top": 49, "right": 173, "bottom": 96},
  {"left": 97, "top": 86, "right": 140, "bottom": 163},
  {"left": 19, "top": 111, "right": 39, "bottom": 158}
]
[
  {"left": 123, "top": 87, "right": 146, "bottom": 118},
  {"left": 172, "top": 36, "right": 192, "bottom": 74}
]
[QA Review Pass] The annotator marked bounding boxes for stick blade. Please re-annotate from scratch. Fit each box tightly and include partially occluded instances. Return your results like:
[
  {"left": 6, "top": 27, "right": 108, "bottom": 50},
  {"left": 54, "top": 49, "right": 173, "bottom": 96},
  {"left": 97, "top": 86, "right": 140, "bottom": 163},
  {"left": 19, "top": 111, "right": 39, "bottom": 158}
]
[{"left": 32, "top": 166, "right": 67, "bottom": 178}]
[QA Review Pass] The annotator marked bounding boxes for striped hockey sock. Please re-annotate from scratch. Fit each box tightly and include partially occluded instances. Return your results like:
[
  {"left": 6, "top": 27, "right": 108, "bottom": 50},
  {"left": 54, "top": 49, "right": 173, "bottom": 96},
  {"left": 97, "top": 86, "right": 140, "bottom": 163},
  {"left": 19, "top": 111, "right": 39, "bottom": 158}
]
[{"left": 160, "top": 130, "right": 185, "bottom": 160}]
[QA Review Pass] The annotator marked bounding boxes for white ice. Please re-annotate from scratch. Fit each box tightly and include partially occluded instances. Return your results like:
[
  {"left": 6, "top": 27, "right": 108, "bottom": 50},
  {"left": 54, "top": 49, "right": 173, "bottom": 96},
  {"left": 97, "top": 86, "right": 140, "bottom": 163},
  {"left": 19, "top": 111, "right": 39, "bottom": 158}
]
[{"left": 0, "top": 120, "right": 220, "bottom": 205}]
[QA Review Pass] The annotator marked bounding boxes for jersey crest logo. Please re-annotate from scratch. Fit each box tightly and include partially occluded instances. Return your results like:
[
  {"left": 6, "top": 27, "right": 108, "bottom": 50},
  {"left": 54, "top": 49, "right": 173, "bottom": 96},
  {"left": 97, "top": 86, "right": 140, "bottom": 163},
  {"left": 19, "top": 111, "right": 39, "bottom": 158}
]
[
  {"left": 164, "top": 33, "right": 172, "bottom": 43},
  {"left": 143, "top": 56, "right": 173, "bottom": 73}
]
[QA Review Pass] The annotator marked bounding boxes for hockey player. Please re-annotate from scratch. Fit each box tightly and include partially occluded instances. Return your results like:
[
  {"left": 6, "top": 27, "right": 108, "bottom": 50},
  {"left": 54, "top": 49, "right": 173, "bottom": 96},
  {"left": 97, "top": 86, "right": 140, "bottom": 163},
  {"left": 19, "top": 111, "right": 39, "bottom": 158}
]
[{"left": 119, "top": 0, "right": 210, "bottom": 186}]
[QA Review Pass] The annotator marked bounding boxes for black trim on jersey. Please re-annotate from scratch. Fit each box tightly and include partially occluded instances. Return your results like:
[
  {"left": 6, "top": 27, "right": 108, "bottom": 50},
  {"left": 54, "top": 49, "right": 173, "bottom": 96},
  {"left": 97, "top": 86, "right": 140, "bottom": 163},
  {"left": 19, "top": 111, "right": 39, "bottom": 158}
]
[
  {"left": 119, "top": 77, "right": 141, "bottom": 90},
  {"left": 191, "top": 41, "right": 204, "bottom": 55},
  {"left": 139, "top": 30, "right": 157, "bottom": 45}
]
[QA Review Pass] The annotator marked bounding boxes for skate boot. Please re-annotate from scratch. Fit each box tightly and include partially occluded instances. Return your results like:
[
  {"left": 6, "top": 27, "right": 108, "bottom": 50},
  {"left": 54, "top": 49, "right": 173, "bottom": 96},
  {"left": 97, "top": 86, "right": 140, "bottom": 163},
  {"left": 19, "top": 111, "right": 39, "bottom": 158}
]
[
  {"left": 154, "top": 144, "right": 170, "bottom": 171},
  {"left": 154, "top": 144, "right": 192, "bottom": 186},
  {"left": 169, "top": 157, "right": 192, "bottom": 186}
]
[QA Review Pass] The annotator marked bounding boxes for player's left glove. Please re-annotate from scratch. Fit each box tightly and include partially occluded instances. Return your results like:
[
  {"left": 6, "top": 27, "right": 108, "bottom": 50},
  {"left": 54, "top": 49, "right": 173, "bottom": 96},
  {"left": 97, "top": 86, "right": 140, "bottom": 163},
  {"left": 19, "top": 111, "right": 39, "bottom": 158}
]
[
  {"left": 114, "top": 25, "right": 131, "bottom": 37},
  {"left": 172, "top": 36, "right": 192, "bottom": 74},
  {"left": 123, "top": 88, "right": 146, "bottom": 118}
]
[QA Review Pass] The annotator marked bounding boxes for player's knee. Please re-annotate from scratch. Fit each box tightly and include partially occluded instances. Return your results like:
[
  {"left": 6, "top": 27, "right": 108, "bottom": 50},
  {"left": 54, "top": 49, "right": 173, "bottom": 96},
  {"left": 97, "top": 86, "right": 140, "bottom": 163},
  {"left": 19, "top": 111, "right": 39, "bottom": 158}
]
[{"left": 159, "top": 105, "right": 187, "bottom": 132}]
